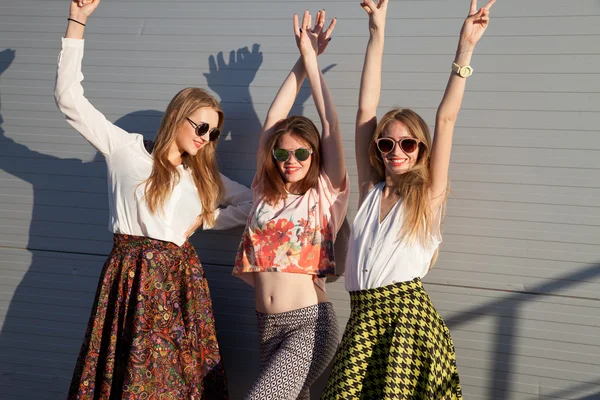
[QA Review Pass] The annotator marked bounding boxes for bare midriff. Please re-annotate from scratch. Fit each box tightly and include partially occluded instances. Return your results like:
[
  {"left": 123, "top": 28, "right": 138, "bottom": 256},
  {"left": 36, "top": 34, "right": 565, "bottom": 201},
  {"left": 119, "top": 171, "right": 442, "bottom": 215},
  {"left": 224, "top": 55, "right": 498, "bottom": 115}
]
[{"left": 253, "top": 272, "right": 328, "bottom": 314}]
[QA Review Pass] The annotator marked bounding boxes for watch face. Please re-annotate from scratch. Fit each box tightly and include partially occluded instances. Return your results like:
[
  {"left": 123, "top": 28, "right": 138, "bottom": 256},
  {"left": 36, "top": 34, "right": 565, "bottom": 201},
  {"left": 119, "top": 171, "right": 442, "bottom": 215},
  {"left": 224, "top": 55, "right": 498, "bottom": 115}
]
[{"left": 460, "top": 66, "right": 473, "bottom": 77}]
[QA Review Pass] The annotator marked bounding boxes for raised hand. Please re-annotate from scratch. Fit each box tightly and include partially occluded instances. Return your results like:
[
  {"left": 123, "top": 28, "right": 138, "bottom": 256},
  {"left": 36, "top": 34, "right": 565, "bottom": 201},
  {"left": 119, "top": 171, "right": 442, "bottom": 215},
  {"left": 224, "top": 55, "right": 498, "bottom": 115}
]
[
  {"left": 361, "top": 0, "right": 389, "bottom": 33},
  {"left": 294, "top": 10, "right": 318, "bottom": 57},
  {"left": 460, "top": 0, "right": 495, "bottom": 48},
  {"left": 316, "top": 10, "right": 336, "bottom": 55},
  {"left": 69, "top": 0, "right": 100, "bottom": 22},
  {"left": 294, "top": 10, "right": 336, "bottom": 58}
]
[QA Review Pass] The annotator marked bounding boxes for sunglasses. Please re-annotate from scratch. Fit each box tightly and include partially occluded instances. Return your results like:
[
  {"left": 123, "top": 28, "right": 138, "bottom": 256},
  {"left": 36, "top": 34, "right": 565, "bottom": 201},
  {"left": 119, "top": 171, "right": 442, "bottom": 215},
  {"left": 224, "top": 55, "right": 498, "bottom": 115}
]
[
  {"left": 186, "top": 117, "right": 221, "bottom": 142},
  {"left": 375, "top": 137, "right": 421, "bottom": 154},
  {"left": 272, "top": 148, "right": 313, "bottom": 162}
]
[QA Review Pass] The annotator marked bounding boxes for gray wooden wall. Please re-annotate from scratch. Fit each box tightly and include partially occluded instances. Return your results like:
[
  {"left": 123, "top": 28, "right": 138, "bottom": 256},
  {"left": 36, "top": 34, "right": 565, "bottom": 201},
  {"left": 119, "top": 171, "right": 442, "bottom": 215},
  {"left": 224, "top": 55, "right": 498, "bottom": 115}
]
[{"left": 1, "top": 0, "right": 599, "bottom": 399}]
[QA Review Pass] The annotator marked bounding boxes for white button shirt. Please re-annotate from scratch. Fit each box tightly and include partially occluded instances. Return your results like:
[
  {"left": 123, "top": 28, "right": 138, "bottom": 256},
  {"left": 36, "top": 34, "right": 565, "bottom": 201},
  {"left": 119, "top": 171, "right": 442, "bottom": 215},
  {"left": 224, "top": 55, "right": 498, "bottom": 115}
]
[
  {"left": 55, "top": 38, "right": 252, "bottom": 246},
  {"left": 345, "top": 182, "right": 442, "bottom": 291}
]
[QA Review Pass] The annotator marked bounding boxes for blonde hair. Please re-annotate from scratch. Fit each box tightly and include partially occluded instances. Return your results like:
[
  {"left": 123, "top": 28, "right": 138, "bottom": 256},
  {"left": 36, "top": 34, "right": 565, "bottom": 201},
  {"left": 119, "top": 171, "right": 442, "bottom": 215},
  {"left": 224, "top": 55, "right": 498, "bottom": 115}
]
[
  {"left": 144, "top": 88, "right": 224, "bottom": 228},
  {"left": 369, "top": 108, "right": 447, "bottom": 265}
]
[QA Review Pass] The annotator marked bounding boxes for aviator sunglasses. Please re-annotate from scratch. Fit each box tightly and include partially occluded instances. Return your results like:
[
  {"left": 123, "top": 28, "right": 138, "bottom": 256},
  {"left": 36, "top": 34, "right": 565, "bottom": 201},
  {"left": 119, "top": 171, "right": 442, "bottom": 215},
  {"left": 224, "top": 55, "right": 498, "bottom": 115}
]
[
  {"left": 186, "top": 117, "right": 221, "bottom": 142},
  {"left": 272, "top": 148, "right": 313, "bottom": 162},
  {"left": 375, "top": 137, "right": 421, "bottom": 154}
]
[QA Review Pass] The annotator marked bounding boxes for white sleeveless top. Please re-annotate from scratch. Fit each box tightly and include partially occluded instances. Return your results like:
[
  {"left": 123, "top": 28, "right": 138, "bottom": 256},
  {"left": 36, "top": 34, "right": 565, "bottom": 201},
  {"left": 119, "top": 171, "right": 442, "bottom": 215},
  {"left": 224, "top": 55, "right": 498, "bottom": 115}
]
[{"left": 345, "top": 182, "right": 443, "bottom": 291}]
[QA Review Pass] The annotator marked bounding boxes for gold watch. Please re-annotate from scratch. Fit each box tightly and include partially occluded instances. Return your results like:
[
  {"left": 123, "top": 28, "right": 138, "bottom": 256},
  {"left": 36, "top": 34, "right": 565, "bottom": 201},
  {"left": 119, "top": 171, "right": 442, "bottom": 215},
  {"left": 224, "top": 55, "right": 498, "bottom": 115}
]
[{"left": 452, "top": 62, "right": 473, "bottom": 78}]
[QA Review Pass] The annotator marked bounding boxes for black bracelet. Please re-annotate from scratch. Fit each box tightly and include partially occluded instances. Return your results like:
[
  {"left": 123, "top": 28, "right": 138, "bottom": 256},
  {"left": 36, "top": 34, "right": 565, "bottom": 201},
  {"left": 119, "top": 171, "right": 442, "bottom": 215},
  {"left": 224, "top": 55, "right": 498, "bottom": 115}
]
[{"left": 67, "top": 17, "right": 86, "bottom": 27}]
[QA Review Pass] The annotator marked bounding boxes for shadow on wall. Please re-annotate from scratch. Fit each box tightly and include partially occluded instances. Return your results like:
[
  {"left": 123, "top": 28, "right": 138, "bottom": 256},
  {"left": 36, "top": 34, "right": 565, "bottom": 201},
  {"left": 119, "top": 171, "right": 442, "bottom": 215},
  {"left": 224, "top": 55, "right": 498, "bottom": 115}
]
[
  {"left": 0, "top": 72, "right": 164, "bottom": 398},
  {"left": 0, "top": 48, "right": 115, "bottom": 398},
  {"left": 2, "top": 43, "right": 599, "bottom": 400},
  {"left": 0, "top": 45, "right": 240, "bottom": 398},
  {"left": 443, "top": 261, "right": 600, "bottom": 400},
  {"left": 0, "top": 42, "right": 314, "bottom": 399}
]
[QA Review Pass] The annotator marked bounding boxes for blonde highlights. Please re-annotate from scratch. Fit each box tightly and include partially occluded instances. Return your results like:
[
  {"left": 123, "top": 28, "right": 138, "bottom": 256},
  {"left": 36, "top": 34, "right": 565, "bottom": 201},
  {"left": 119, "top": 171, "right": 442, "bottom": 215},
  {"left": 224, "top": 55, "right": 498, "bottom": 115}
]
[
  {"left": 369, "top": 108, "right": 446, "bottom": 253},
  {"left": 144, "top": 88, "right": 224, "bottom": 227}
]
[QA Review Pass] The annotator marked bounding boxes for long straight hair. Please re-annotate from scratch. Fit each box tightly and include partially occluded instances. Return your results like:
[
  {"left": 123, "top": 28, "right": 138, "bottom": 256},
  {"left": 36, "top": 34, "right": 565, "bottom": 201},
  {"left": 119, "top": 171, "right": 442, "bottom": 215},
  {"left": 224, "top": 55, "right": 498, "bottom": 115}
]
[
  {"left": 369, "top": 108, "right": 446, "bottom": 262},
  {"left": 259, "top": 116, "right": 321, "bottom": 205},
  {"left": 144, "top": 88, "right": 224, "bottom": 228}
]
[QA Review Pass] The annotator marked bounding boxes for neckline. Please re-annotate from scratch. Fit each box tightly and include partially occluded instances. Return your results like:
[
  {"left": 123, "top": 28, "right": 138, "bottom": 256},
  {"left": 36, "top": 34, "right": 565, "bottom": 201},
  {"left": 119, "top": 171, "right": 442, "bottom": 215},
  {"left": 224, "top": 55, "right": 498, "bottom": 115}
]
[
  {"left": 377, "top": 183, "right": 401, "bottom": 225},
  {"left": 140, "top": 139, "right": 185, "bottom": 169}
]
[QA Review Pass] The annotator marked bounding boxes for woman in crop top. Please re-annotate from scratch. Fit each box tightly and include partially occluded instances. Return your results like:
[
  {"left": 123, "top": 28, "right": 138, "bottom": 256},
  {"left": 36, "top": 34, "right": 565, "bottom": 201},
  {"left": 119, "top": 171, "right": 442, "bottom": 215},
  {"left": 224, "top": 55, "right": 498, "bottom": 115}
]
[
  {"left": 233, "top": 10, "right": 349, "bottom": 400},
  {"left": 322, "top": 0, "right": 496, "bottom": 399},
  {"left": 56, "top": 1, "right": 252, "bottom": 399}
]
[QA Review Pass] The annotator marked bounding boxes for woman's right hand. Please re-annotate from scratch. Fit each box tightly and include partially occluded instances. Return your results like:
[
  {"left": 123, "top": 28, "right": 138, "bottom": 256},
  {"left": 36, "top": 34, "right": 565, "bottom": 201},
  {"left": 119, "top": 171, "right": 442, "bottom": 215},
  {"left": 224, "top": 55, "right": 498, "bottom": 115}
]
[
  {"left": 361, "top": 0, "right": 389, "bottom": 34},
  {"left": 69, "top": 0, "right": 100, "bottom": 23},
  {"left": 294, "top": 10, "right": 336, "bottom": 58}
]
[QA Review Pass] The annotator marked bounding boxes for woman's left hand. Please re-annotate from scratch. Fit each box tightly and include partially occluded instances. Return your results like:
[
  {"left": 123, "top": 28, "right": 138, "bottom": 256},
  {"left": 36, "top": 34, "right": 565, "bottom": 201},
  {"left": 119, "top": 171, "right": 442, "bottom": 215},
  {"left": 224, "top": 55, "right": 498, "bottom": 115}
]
[
  {"left": 294, "top": 10, "right": 336, "bottom": 58},
  {"left": 459, "top": 0, "right": 495, "bottom": 48}
]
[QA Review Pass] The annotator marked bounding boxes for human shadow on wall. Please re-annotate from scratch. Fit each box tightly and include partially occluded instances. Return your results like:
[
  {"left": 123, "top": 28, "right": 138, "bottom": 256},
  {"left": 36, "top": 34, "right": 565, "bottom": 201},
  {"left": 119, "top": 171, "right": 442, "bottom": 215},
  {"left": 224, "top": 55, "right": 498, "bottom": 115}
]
[
  {"left": 1, "top": 48, "right": 108, "bottom": 399},
  {"left": 0, "top": 49, "right": 167, "bottom": 398},
  {"left": 198, "top": 45, "right": 344, "bottom": 399},
  {"left": 0, "top": 58, "right": 166, "bottom": 397},
  {"left": 442, "top": 262, "right": 600, "bottom": 400}
]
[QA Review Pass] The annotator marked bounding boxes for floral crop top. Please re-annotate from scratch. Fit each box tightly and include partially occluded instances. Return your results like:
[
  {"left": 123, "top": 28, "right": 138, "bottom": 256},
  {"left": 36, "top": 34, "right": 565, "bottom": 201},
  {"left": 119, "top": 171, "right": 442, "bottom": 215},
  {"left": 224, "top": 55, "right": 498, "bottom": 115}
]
[{"left": 233, "top": 171, "right": 349, "bottom": 292}]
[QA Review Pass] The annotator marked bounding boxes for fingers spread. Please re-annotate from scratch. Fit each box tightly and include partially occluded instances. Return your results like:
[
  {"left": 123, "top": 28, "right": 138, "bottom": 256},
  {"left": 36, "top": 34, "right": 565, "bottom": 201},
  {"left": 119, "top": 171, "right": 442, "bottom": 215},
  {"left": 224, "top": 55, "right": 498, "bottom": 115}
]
[
  {"left": 312, "top": 10, "right": 321, "bottom": 33},
  {"left": 207, "top": 55, "right": 217, "bottom": 72},
  {"left": 293, "top": 13, "right": 300, "bottom": 35},
  {"left": 324, "top": 17, "right": 337, "bottom": 39},
  {"left": 216, "top": 51, "right": 226, "bottom": 68},
  {"left": 301, "top": 10, "right": 310, "bottom": 32}
]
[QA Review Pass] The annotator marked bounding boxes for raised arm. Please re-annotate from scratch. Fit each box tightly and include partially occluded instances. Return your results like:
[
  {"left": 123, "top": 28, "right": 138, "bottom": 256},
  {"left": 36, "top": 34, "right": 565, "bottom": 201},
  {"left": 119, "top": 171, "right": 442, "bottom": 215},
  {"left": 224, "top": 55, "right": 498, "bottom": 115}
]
[
  {"left": 295, "top": 10, "right": 345, "bottom": 188},
  {"left": 256, "top": 59, "right": 307, "bottom": 172},
  {"left": 256, "top": 10, "right": 336, "bottom": 173},
  {"left": 429, "top": 0, "right": 495, "bottom": 208},
  {"left": 55, "top": 0, "right": 135, "bottom": 156},
  {"left": 64, "top": 0, "right": 96, "bottom": 40},
  {"left": 356, "top": 0, "right": 389, "bottom": 202}
]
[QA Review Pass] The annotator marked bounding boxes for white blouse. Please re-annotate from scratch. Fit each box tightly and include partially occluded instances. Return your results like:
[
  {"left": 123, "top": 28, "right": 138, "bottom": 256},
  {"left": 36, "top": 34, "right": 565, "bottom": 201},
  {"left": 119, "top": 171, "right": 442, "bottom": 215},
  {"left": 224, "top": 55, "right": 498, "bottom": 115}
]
[
  {"left": 55, "top": 38, "right": 252, "bottom": 246},
  {"left": 345, "top": 182, "right": 443, "bottom": 291}
]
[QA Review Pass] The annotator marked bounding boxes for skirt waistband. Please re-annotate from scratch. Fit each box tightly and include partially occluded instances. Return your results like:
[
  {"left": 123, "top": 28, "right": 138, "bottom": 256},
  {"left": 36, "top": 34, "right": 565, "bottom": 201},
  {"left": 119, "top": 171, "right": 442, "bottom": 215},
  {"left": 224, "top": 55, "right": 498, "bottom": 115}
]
[
  {"left": 256, "top": 302, "right": 334, "bottom": 320},
  {"left": 113, "top": 234, "right": 184, "bottom": 252},
  {"left": 349, "top": 278, "right": 425, "bottom": 307}
]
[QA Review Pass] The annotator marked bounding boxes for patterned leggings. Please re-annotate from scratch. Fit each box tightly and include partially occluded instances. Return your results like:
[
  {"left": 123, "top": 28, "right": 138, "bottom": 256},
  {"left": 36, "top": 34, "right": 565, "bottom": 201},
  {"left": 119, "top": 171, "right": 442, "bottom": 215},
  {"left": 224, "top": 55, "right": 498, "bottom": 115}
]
[{"left": 245, "top": 302, "right": 339, "bottom": 400}]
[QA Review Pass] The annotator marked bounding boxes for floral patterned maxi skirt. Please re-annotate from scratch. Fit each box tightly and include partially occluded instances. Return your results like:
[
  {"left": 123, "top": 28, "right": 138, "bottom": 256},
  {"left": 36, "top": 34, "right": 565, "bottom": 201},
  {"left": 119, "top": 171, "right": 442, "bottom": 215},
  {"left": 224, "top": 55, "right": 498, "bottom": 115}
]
[{"left": 68, "top": 234, "right": 229, "bottom": 400}]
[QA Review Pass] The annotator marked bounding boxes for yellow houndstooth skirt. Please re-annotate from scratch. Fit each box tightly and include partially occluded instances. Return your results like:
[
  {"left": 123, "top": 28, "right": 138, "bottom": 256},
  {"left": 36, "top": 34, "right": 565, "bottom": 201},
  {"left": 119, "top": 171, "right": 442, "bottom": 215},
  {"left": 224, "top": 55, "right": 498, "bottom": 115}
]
[{"left": 321, "top": 278, "right": 462, "bottom": 400}]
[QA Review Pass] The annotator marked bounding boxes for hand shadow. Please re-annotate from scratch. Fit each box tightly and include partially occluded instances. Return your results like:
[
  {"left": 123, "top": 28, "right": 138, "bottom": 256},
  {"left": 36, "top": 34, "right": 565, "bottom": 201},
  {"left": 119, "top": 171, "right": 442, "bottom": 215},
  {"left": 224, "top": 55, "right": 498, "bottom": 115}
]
[{"left": 203, "top": 44, "right": 264, "bottom": 177}]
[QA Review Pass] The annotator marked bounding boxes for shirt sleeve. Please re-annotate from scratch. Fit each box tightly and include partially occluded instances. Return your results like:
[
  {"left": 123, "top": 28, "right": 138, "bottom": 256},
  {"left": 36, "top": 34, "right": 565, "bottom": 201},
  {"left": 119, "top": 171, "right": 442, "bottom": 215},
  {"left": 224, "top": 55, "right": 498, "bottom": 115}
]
[
  {"left": 205, "top": 173, "right": 253, "bottom": 230},
  {"left": 54, "top": 38, "right": 136, "bottom": 157}
]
